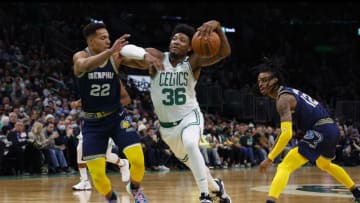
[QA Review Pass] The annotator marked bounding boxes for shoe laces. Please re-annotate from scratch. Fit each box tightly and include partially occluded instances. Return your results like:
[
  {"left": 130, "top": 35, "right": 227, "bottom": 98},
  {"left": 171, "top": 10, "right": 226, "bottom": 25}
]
[
  {"left": 200, "top": 193, "right": 212, "bottom": 201},
  {"left": 132, "top": 188, "right": 146, "bottom": 203}
]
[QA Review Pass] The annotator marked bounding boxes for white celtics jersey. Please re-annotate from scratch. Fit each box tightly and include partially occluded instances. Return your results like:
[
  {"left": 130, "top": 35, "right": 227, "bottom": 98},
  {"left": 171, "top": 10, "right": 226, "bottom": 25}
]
[{"left": 150, "top": 52, "right": 199, "bottom": 122}]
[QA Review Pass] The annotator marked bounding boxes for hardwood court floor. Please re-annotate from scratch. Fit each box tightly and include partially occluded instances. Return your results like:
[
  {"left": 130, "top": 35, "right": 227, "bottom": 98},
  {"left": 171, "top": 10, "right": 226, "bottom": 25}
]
[{"left": 1, "top": 166, "right": 359, "bottom": 203}]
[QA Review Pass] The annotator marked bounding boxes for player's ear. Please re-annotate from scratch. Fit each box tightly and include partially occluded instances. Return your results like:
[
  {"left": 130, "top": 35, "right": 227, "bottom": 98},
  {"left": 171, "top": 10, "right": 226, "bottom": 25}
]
[
  {"left": 269, "top": 77, "right": 278, "bottom": 86},
  {"left": 86, "top": 37, "right": 93, "bottom": 45}
]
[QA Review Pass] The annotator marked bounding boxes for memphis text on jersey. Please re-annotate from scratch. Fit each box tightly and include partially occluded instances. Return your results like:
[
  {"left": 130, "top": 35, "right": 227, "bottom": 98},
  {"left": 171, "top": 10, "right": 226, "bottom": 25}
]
[{"left": 88, "top": 72, "right": 114, "bottom": 80}]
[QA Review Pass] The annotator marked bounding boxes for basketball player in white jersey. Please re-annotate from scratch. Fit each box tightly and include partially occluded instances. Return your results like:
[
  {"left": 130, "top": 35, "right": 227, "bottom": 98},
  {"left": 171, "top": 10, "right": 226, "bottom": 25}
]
[
  {"left": 72, "top": 80, "right": 131, "bottom": 190},
  {"left": 122, "top": 20, "right": 232, "bottom": 203}
]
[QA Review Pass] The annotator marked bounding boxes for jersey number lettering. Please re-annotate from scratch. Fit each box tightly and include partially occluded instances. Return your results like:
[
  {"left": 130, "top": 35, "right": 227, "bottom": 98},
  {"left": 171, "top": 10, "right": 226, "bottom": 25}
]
[
  {"left": 162, "top": 88, "right": 186, "bottom": 105},
  {"left": 90, "top": 84, "right": 110, "bottom": 96},
  {"left": 300, "top": 93, "right": 319, "bottom": 108},
  {"left": 292, "top": 89, "right": 319, "bottom": 108}
]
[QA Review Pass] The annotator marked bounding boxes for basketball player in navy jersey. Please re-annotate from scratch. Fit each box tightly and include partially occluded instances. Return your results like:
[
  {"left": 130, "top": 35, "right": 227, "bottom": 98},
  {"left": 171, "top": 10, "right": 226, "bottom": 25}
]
[
  {"left": 73, "top": 22, "right": 162, "bottom": 203},
  {"left": 72, "top": 80, "right": 131, "bottom": 191},
  {"left": 257, "top": 59, "right": 360, "bottom": 203}
]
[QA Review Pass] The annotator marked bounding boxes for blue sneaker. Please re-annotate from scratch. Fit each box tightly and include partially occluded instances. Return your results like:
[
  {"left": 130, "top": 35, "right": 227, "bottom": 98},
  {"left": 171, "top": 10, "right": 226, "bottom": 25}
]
[
  {"left": 106, "top": 190, "right": 119, "bottom": 203},
  {"left": 126, "top": 182, "right": 148, "bottom": 203}
]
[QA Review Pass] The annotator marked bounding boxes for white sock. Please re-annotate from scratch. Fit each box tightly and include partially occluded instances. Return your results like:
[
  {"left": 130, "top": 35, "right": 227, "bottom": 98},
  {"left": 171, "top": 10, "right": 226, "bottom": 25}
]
[
  {"left": 79, "top": 167, "right": 88, "bottom": 181},
  {"left": 106, "top": 152, "right": 119, "bottom": 164},
  {"left": 118, "top": 159, "right": 125, "bottom": 167}
]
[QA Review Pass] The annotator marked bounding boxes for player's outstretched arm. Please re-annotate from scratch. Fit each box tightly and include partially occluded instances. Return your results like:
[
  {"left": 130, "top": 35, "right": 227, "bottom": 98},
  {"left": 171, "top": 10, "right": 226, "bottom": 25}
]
[
  {"left": 121, "top": 47, "right": 164, "bottom": 75},
  {"left": 73, "top": 35, "right": 129, "bottom": 76}
]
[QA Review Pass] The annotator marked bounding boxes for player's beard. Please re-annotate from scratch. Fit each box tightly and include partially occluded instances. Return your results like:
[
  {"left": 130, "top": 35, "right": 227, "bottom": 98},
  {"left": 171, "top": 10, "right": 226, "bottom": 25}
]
[{"left": 169, "top": 52, "right": 184, "bottom": 61}]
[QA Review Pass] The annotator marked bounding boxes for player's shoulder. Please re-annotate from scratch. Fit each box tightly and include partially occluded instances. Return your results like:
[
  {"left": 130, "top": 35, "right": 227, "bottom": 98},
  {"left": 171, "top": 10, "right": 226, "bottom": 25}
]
[
  {"left": 277, "top": 94, "right": 297, "bottom": 116},
  {"left": 73, "top": 50, "right": 88, "bottom": 58},
  {"left": 278, "top": 93, "right": 294, "bottom": 101}
]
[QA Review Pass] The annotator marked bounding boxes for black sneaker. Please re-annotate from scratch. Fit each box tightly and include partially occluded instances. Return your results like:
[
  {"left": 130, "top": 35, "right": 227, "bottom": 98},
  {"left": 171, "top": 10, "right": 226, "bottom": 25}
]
[
  {"left": 212, "top": 178, "right": 232, "bottom": 203},
  {"left": 200, "top": 193, "right": 213, "bottom": 203},
  {"left": 106, "top": 191, "right": 118, "bottom": 203},
  {"left": 352, "top": 187, "right": 360, "bottom": 203}
]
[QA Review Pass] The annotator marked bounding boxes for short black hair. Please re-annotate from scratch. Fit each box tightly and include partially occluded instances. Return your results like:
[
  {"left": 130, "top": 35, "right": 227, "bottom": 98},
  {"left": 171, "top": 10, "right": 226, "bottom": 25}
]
[
  {"left": 250, "top": 56, "right": 287, "bottom": 96},
  {"left": 255, "top": 57, "right": 286, "bottom": 86},
  {"left": 170, "top": 23, "right": 195, "bottom": 44},
  {"left": 82, "top": 23, "right": 107, "bottom": 39}
]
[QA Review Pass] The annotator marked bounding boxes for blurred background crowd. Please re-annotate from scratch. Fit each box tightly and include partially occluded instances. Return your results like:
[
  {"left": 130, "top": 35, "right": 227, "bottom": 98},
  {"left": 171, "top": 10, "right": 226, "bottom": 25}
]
[{"left": 0, "top": 2, "right": 359, "bottom": 176}]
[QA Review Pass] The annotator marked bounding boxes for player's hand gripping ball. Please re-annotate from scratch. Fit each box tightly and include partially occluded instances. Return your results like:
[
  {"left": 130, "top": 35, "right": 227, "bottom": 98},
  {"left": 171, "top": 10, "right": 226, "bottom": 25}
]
[{"left": 191, "top": 31, "right": 220, "bottom": 57}]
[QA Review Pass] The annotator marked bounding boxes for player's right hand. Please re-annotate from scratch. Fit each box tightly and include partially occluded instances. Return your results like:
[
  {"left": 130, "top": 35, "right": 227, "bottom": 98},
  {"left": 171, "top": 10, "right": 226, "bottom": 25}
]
[
  {"left": 197, "top": 20, "right": 220, "bottom": 39},
  {"left": 144, "top": 53, "right": 164, "bottom": 73},
  {"left": 110, "top": 34, "right": 130, "bottom": 55}
]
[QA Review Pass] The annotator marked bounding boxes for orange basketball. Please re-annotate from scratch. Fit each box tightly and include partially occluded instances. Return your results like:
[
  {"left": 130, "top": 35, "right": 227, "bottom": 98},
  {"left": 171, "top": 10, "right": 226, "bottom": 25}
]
[{"left": 191, "top": 31, "right": 220, "bottom": 57}]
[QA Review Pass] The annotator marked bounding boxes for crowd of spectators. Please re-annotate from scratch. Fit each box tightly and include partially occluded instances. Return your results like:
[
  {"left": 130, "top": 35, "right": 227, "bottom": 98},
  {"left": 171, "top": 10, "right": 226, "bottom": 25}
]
[{"left": 0, "top": 3, "right": 360, "bottom": 176}]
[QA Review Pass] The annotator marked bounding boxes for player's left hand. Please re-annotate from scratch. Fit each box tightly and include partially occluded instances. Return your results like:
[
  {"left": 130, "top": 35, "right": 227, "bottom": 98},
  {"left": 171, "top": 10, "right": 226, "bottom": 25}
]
[{"left": 259, "top": 158, "right": 273, "bottom": 173}]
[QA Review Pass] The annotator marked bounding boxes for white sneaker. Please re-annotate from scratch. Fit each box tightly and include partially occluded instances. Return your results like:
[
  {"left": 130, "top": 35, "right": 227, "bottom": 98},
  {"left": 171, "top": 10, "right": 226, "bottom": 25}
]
[
  {"left": 72, "top": 180, "right": 92, "bottom": 190},
  {"left": 158, "top": 165, "right": 170, "bottom": 171},
  {"left": 120, "top": 159, "right": 130, "bottom": 182}
]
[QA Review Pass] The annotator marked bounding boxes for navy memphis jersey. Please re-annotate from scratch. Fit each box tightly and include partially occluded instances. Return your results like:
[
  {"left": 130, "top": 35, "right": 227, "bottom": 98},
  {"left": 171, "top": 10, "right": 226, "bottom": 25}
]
[
  {"left": 278, "top": 86, "right": 330, "bottom": 131},
  {"left": 77, "top": 48, "right": 121, "bottom": 112}
]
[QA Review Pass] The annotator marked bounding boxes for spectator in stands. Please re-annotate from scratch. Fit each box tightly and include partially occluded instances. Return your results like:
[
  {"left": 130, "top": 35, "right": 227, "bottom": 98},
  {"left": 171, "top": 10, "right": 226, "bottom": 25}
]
[
  {"left": 334, "top": 125, "right": 346, "bottom": 166},
  {"left": 342, "top": 127, "right": 360, "bottom": 166},
  {"left": 42, "top": 122, "right": 71, "bottom": 174},
  {"left": 199, "top": 134, "right": 211, "bottom": 167},
  {"left": 206, "top": 132, "right": 223, "bottom": 168},
  {"left": 142, "top": 128, "right": 171, "bottom": 171},
  {"left": 253, "top": 125, "right": 269, "bottom": 164},
  {"left": 2, "top": 112, "right": 17, "bottom": 135},
  {"left": 45, "top": 114, "right": 55, "bottom": 124},
  {"left": 25, "top": 121, "right": 46, "bottom": 174},
  {"left": 6, "top": 120, "right": 28, "bottom": 175},
  {"left": 240, "top": 127, "right": 256, "bottom": 167}
]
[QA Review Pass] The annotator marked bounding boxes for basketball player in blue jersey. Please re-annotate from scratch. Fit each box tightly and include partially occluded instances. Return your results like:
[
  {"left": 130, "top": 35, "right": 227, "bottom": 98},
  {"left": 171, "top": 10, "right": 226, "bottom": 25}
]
[
  {"left": 257, "top": 59, "right": 360, "bottom": 203},
  {"left": 122, "top": 20, "right": 232, "bottom": 203},
  {"left": 72, "top": 80, "right": 131, "bottom": 191},
  {"left": 73, "top": 22, "right": 163, "bottom": 203}
]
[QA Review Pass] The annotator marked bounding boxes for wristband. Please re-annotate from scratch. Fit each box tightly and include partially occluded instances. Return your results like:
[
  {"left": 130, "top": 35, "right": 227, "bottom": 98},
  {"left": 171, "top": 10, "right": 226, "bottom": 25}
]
[{"left": 120, "top": 44, "right": 147, "bottom": 60}]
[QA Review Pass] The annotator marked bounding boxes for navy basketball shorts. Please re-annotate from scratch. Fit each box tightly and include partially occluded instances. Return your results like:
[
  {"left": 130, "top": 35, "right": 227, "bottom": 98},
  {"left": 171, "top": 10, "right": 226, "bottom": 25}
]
[
  {"left": 81, "top": 110, "right": 141, "bottom": 161},
  {"left": 298, "top": 123, "right": 340, "bottom": 163}
]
